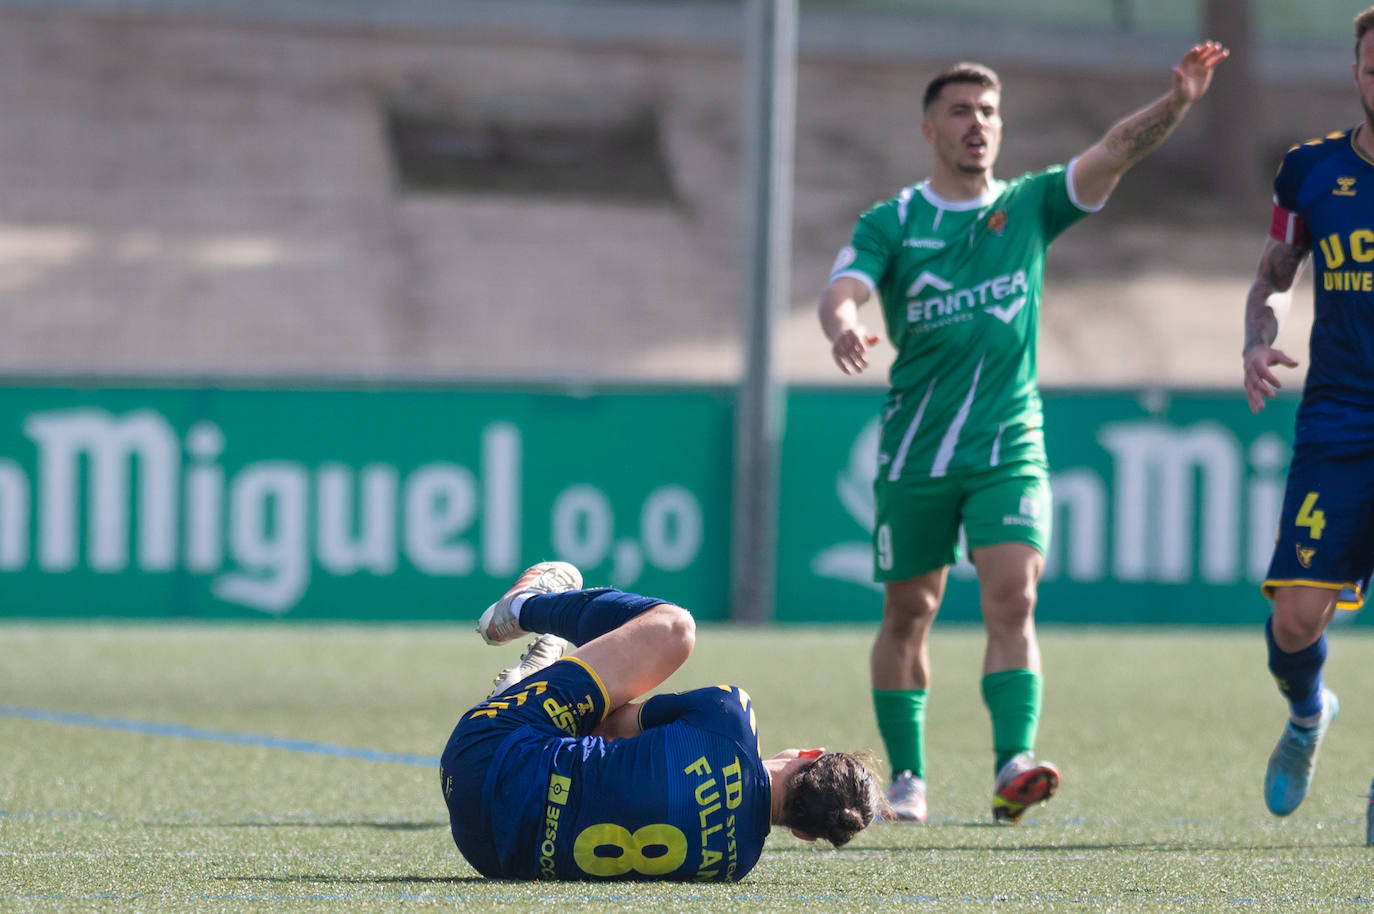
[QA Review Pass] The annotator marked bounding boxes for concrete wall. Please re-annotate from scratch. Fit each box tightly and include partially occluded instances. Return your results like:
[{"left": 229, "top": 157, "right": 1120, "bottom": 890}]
[{"left": 0, "top": 5, "right": 1358, "bottom": 385}]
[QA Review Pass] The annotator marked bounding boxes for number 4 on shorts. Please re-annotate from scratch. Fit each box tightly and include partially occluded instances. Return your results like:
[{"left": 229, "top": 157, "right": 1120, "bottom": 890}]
[{"left": 1296, "top": 492, "right": 1326, "bottom": 540}]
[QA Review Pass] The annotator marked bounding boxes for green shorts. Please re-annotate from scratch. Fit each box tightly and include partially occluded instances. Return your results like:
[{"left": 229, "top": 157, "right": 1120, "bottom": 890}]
[{"left": 873, "top": 460, "right": 1052, "bottom": 582}]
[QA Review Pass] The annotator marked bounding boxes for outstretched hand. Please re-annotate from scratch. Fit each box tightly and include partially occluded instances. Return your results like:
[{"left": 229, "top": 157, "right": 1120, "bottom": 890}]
[
  {"left": 831, "top": 327, "right": 881, "bottom": 375},
  {"left": 1243, "top": 344, "right": 1299, "bottom": 414},
  {"left": 1173, "top": 40, "right": 1229, "bottom": 104}
]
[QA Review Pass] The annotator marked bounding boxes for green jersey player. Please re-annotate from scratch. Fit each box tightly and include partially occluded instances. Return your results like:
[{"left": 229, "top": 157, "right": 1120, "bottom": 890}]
[{"left": 818, "top": 42, "right": 1229, "bottom": 824}]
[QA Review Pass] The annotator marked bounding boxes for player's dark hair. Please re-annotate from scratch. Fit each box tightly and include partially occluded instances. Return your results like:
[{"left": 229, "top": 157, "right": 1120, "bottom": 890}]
[
  {"left": 781, "top": 750, "right": 886, "bottom": 847},
  {"left": 923, "top": 62, "right": 1001, "bottom": 114},
  {"left": 1358, "top": 7, "right": 1374, "bottom": 61}
]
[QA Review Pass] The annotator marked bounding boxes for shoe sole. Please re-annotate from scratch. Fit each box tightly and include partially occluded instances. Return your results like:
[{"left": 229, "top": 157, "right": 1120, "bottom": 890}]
[{"left": 993, "top": 765, "right": 1060, "bottom": 823}]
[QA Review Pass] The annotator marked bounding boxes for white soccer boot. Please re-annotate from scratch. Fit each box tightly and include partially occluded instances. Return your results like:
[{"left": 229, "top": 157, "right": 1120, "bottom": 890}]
[
  {"left": 881, "top": 771, "right": 928, "bottom": 823},
  {"left": 476, "top": 561, "right": 583, "bottom": 646},
  {"left": 487, "top": 634, "right": 572, "bottom": 699}
]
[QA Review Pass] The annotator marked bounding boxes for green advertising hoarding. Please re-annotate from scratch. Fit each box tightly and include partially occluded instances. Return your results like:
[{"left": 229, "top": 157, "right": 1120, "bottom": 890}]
[
  {"left": 0, "top": 381, "right": 1332, "bottom": 625},
  {"left": 778, "top": 386, "right": 1319, "bottom": 626},
  {"left": 0, "top": 384, "right": 734, "bottom": 620}
]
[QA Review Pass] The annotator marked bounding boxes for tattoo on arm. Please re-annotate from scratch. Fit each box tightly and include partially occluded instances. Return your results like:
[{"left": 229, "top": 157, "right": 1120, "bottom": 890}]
[
  {"left": 1243, "top": 287, "right": 1281, "bottom": 353},
  {"left": 1105, "top": 104, "right": 1179, "bottom": 161},
  {"left": 1259, "top": 240, "right": 1306, "bottom": 291},
  {"left": 1243, "top": 241, "right": 1307, "bottom": 352}
]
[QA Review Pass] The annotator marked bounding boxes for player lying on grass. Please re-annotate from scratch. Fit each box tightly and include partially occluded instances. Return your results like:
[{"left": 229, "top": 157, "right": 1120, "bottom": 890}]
[{"left": 439, "top": 562, "right": 885, "bottom": 881}]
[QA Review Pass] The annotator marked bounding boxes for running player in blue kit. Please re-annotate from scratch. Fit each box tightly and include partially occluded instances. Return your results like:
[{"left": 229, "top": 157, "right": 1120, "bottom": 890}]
[
  {"left": 439, "top": 562, "right": 884, "bottom": 881},
  {"left": 1242, "top": 5, "right": 1374, "bottom": 820}
]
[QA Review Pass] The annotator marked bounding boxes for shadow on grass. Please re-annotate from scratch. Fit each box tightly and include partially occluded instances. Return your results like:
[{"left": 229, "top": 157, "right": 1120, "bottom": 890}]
[
  {"left": 154, "top": 818, "right": 446, "bottom": 831},
  {"left": 221, "top": 875, "right": 485, "bottom": 885},
  {"left": 767, "top": 841, "right": 1322, "bottom": 854}
]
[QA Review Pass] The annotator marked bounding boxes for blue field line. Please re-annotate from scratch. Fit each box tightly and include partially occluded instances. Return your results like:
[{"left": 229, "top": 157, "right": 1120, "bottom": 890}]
[{"left": 0, "top": 704, "right": 440, "bottom": 767}]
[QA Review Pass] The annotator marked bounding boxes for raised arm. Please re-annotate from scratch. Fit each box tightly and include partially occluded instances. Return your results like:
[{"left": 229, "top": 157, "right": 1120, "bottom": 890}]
[
  {"left": 1071, "top": 41, "right": 1229, "bottom": 209},
  {"left": 1242, "top": 237, "right": 1309, "bottom": 413},
  {"left": 819, "top": 276, "right": 881, "bottom": 375}
]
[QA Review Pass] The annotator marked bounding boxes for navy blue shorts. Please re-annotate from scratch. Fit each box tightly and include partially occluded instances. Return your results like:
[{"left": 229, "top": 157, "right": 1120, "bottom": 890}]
[
  {"left": 1263, "top": 439, "right": 1374, "bottom": 610},
  {"left": 438, "top": 656, "right": 609, "bottom": 877}
]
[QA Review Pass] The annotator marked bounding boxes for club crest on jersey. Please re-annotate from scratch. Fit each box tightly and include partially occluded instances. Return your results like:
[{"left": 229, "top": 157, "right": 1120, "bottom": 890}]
[
  {"left": 1333, "top": 177, "right": 1357, "bottom": 197},
  {"left": 986, "top": 210, "right": 1008, "bottom": 234},
  {"left": 1296, "top": 544, "right": 1316, "bottom": 568}
]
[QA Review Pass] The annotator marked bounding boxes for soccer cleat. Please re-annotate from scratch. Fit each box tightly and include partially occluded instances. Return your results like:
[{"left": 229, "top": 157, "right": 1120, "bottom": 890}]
[
  {"left": 991, "top": 752, "right": 1060, "bottom": 824},
  {"left": 880, "top": 770, "right": 928, "bottom": 823},
  {"left": 1264, "top": 687, "right": 1339, "bottom": 816},
  {"left": 476, "top": 561, "right": 583, "bottom": 646},
  {"left": 487, "top": 634, "right": 571, "bottom": 699}
]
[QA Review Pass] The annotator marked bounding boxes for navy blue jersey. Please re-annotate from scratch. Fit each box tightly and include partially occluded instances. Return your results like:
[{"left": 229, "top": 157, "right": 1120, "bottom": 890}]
[
  {"left": 1271, "top": 127, "right": 1374, "bottom": 444},
  {"left": 441, "top": 658, "right": 772, "bottom": 882}
]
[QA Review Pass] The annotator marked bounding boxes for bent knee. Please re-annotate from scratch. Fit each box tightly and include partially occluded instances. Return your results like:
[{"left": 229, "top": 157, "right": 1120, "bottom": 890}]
[
  {"left": 1270, "top": 604, "right": 1328, "bottom": 648},
  {"left": 1270, "top": 588, "right": 1338, "bottom": 641},
  {"left": 653, "top": 603, "right": 696, "bottom": 656}
]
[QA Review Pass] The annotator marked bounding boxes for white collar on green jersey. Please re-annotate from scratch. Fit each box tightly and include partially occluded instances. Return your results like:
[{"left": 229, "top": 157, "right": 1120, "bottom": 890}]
[{"left": 915, "top": 180, "right": 1005, "bottom": 211}]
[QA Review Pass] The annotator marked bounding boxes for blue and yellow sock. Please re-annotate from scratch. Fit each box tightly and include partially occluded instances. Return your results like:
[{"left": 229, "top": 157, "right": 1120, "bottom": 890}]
[{"left": 1265, "top": 614, "right": 1327, "bottom": 722}]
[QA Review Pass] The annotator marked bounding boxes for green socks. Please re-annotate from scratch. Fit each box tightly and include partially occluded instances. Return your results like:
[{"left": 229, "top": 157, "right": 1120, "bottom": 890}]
[
  {"left": 874, "top": 672, "right": 1041, "bottom": 779},
  {"left": 981, "top": 669, "right": 1042, "bottom": 773},
  {"left": 872, "top": 688, "right": 927, "bottom": 778}
]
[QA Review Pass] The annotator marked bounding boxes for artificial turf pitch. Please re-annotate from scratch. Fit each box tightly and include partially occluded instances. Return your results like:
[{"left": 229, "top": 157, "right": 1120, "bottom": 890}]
[{"left": 3, "top": 623, "right": 1373, "bottom": 911}]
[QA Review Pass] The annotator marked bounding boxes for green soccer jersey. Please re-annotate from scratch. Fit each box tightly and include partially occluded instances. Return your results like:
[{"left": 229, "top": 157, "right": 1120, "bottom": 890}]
[{"left": 830, "top": 164, "right": 1094, "bottom": 479}]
